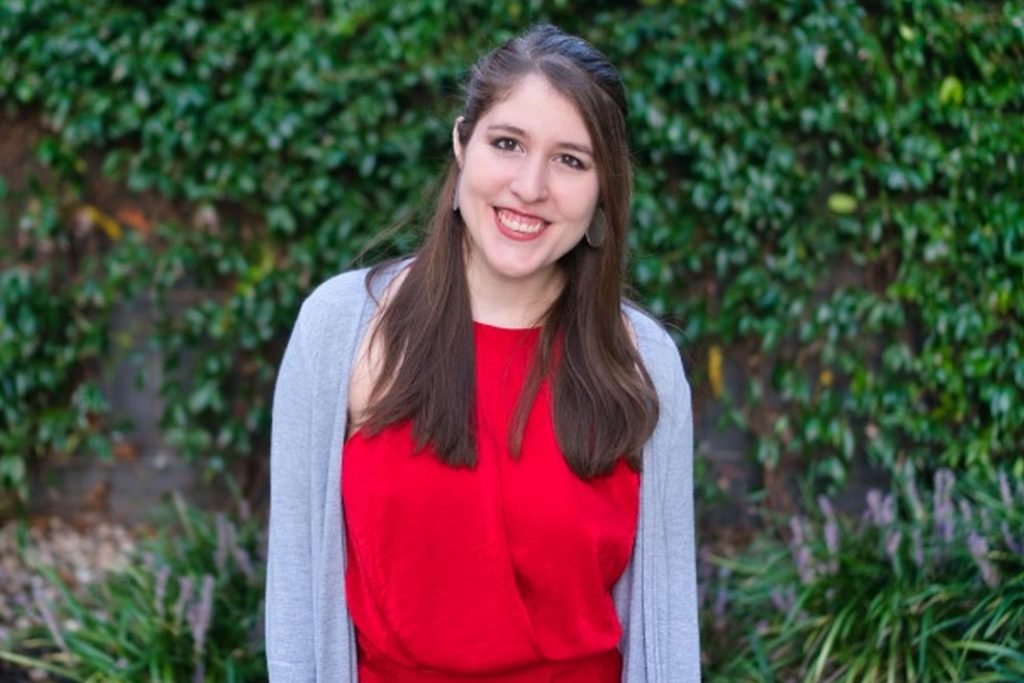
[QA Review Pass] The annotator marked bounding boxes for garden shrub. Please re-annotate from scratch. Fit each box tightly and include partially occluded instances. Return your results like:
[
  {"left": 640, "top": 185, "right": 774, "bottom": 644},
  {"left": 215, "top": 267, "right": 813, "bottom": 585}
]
[
  {"left": 704, "top": 468, "right": 1024, "bottom": 681},
  {"left": 0, "top": 495, "right": 266, "bottom": 681}
]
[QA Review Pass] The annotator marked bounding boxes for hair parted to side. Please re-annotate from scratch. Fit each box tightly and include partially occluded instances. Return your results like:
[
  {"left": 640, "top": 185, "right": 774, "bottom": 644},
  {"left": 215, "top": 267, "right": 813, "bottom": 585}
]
[{"left": 364, "top": 24, "right": 659, "bottom": 479}]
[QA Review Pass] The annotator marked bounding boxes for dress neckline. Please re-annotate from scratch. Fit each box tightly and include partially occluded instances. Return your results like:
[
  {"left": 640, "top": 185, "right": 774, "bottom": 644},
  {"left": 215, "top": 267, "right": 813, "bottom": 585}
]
[{"left": 472, "top": 320, "right": 542, "bottom": 333}]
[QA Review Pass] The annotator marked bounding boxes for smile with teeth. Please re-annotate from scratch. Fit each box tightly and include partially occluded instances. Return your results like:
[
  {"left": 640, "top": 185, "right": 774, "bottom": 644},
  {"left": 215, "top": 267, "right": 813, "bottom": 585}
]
[{"left": 496, "top": 208, "right": 548, "bottom": 235}]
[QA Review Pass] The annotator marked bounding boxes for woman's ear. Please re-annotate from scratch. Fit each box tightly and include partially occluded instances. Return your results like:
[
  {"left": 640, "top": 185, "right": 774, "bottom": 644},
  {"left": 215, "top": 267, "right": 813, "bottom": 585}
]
[{"left": 452, "top": 116, "right": 465, "bottom": 168}]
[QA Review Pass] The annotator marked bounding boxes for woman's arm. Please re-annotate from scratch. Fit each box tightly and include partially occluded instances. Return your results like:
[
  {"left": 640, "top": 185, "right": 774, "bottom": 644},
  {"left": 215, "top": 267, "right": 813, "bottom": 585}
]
[{"left": 346, "top": 264, "right": 410, "bottom": 436}]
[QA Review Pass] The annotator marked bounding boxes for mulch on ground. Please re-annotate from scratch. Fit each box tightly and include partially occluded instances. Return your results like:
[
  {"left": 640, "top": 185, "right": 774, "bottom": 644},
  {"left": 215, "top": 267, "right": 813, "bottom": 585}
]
[{"left": 0, "top": 516, "right": 139, "bottom": 681}]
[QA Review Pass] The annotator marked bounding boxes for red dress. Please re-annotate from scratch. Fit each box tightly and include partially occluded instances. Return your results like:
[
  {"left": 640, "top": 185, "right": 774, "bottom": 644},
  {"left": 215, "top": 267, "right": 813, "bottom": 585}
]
[{"left": 342, "top": 322, "right": 640, "bottom": 682}]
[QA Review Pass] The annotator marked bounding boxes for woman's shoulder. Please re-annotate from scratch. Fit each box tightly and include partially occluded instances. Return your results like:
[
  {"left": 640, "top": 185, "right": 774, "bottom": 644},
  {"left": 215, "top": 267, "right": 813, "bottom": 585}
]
[
  {"left": 296, "top": 258, "right": 412, "bottom": 326},
  {"left": 621, "top": 301, "right": 685, "bottom": 371},
  {"left": 302, "top": 267, "right": 369, "bottom": 312}
]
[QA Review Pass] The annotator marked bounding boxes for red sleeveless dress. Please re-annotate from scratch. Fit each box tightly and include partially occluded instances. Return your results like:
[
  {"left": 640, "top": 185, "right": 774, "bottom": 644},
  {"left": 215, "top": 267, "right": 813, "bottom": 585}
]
[{"left": 342, "top": 322, "right": 640, "bottom": 682}]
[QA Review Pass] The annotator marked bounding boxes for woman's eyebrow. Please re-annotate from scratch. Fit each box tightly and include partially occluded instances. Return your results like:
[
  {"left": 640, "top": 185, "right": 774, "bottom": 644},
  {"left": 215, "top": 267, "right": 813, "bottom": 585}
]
[{"left": 486, "top": 123, "right": 594, "bottom": 157}]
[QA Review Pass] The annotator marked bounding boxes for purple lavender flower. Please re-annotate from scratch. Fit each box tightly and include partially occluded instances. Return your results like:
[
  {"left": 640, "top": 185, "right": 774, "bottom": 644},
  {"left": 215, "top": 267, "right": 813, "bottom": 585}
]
[
  {"left": 866, "top": 489, "right": 884, "bottom": 526},
  {"left": 905, "top": 471, "right": 925, "bottom": 520},
  {"left": 912, "top": 528, "right": 924, "bottom": 569},
  {"left": 866, "top": 490, "right": 896, "bottom": 527},
  {"left": 885, "top": 529, "right": 903, "bottom": 567},
  {"left": 933, "top": 469, "right": 956, "bottom": 544},
  {"left": 1002, "top": 521, "right": 1023, "bottom": 555},
  {"left": 214, "top": 515, "right": 257, "bottom": 581},
  {"left": 713, "top": 566, "right": 731, "bottom": 625},
  {"left": 790, "top": 516, "right": 806, "bottom": 546},
  {"left": 817, "top": 495, "right": 836, "bottom": 520},
  {"left": 231, "top": 544, "right": 257, "bottom": 582},
  {"left": 998, "top": 470, "right": 1013, "bottom": 508},
  {"left": 32, "top": 586, "right": 67, "bottom": 652},
  {"left": 790, "top": 516, "right": 815, "bottom": 584},
  {"left": 187, "top": 575, "right": 215, "bottom": 656},
  {"left": 795, "top": 546, "right": 815, "bottom": 584},
  {"left": 770, "top": 586, "right": 796, "bottom": 614},
  {"left": 769, "top": 587, "right": 786, "bottom": 612},
  {"left": 967, "top": 532, "right": 999, "bottom": 588},
  {"left": 174, "top": 576, "right": 195, "bottom": 626},
  {"left": 154, "top": 565, "right": 171, "bottom": 619},
  {"left": 933, "top": 468, "right": 955, "bottom": 506},
  {"left": 817, "top": 495, "right": 840, "bottom": 572},
  {"left": 882, "top": 493, "right": 896, "bottom": 526},
  {"left": 824, "top": 521, "right": 840, "bottom": 559},
  {"left": 959, "top": 500, "right": 975, "bottom": 530}
]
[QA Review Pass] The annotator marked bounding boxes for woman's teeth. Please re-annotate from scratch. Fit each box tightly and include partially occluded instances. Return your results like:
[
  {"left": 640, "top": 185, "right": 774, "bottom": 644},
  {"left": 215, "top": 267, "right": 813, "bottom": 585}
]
[{"left": 497, "top": 209, "right": 545, "bottom": 234}]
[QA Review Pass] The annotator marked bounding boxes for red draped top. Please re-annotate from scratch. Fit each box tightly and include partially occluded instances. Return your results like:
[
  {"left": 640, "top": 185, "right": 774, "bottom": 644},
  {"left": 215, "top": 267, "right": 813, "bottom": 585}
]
[{"left": 342, "top": 321, "right": 640, "bottom": 682}]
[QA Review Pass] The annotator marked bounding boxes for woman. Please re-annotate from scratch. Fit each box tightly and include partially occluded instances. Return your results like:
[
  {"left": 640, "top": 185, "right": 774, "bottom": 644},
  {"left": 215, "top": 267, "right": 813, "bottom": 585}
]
[{"left": 266, "top": 24, "right": 699, "bottom": 682}]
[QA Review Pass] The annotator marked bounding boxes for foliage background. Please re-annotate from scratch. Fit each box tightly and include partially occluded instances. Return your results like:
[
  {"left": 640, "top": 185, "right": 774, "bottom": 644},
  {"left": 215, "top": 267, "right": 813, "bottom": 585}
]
[{"left": 1, "top": 0, "right": 1022, "bottom": 679}]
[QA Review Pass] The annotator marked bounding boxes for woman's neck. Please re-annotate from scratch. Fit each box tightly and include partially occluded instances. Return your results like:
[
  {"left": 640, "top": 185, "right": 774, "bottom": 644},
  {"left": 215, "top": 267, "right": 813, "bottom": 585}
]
[{"left": 464, "top": 261, "right": 564, "bottom": 329}]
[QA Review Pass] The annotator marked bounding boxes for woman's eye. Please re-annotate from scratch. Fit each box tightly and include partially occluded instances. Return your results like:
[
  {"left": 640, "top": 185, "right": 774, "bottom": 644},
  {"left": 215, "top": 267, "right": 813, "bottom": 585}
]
[
  {"left": 492, "top": 137, "right": 520, "bottom": 152},
  {"left": 559, "top": 154, "right": 586, "bottom": 170}
]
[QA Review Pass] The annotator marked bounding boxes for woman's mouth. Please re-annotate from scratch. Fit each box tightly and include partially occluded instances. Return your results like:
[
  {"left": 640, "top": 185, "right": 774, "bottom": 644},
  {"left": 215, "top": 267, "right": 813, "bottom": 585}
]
[{"left": 494, "top": 207, "right": 549, "bottom": 240}]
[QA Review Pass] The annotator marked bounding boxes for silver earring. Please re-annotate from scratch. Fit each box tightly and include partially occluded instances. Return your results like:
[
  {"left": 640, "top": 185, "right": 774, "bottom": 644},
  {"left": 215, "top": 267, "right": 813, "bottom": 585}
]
[
  {"left": 452, "top": 175, "right": 461, "bottom": 213},
  {"left": 586, "top": 208, "right": 606, "bottom": 248}
]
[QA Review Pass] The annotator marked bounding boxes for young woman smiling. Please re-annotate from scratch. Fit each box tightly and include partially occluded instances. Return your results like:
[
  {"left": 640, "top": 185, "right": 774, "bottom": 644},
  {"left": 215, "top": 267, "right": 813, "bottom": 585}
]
[{"left": 266, "top": 25, "right": 700, "bottom": 682}]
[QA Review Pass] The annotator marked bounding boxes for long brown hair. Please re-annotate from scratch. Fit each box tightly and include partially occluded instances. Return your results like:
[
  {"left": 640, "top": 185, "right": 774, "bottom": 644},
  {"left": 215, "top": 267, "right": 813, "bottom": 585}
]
[{"left": 362, "top": 24, "right": 658, "bottom": 479}]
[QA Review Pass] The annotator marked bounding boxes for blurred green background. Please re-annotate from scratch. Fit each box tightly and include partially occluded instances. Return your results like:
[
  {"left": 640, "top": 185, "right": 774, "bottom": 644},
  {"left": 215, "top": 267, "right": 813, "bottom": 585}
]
[{"left": 1, "top": 0, "right": 1022, "bottom": 680}]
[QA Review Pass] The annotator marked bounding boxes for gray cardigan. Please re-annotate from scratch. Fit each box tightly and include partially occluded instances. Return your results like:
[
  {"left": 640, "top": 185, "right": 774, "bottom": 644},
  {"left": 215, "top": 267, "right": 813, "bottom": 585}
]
[{"left": 265, "top": 262, "right": 700, "bottom": 681}]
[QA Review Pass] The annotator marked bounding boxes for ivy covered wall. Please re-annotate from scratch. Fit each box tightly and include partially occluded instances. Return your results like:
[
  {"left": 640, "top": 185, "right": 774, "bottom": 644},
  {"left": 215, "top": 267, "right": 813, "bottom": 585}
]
[{"left": 1, "top": 0, "right": 1022, "bottom": 510}]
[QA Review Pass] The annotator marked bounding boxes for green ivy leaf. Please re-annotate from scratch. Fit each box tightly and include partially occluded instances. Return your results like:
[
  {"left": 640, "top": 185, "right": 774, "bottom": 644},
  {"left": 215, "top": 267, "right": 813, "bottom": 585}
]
[
  {"left": 827, "top": 193, "right": 858, "bottom": 215},
  {"left": 938, "top": 75, "right": 964, "bottom": 106}
]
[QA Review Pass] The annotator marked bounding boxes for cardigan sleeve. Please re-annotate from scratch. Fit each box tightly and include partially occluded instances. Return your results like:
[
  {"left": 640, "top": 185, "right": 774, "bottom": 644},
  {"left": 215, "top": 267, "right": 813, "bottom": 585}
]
[
  {"left": 617, "top": 311, "right": 701, "bottom": 682},
  {"left": 265, "top": 303, "right": 318, "bottom": 681},
  {"left": 653, "top": 351, "right": 701, "bottom": 680}
]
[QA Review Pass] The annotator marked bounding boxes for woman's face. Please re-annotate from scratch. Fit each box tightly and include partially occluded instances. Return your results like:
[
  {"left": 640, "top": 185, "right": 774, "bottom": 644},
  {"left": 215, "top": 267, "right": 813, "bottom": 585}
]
[{"left": 453, "top": 72, "right": 600, "bottom": 293}]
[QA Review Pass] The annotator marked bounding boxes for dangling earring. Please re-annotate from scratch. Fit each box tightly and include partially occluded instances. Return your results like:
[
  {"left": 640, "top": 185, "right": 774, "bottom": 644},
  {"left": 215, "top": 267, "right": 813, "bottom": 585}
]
[
  {"left": 586, "top": 207, "right": 606, "bottom": 248},
  {"left": 452, "top": 174, "right": 461, "bottom": 213}
]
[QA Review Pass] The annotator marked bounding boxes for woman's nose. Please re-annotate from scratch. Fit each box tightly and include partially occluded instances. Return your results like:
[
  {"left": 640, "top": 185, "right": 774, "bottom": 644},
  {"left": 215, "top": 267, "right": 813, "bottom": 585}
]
[{"left": 510, "top": 156, "right": 549, "bottom": 203}]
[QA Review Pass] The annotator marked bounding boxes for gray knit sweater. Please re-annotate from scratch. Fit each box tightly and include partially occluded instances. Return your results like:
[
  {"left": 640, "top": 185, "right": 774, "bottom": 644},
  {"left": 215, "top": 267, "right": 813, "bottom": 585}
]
[{"left": 265, "top": 262, "right": 701, "bottom": 681}]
